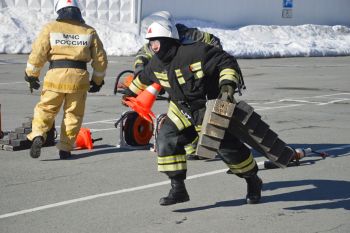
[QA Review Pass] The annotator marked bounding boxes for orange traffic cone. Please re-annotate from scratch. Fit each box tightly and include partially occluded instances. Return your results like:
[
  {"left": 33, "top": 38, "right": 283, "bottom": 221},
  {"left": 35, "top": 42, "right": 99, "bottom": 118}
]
[
  {"left": 123, "top": 83, "right": 162, "bottom": 123},
  {"left": 75, "top": 128, "right": 102, "bottom": 150}
]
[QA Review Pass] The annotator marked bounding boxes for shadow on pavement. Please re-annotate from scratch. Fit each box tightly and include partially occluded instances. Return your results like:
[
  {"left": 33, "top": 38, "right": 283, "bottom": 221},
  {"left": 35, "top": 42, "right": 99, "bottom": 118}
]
[
  {"left": 40, "top": 144, "right": 142, "bottom": 161},
  {"left": 174, "top": 179, "right": 350, "bottom": 213}
]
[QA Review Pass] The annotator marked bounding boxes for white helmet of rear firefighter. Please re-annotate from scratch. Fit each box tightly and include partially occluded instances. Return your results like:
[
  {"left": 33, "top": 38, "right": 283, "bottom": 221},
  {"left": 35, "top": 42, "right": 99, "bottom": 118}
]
[
  {"left": 145, "top": 21, "right": 179, "bottom": 40},
  {"left": 150, "top": 11, "right": 175, "bottom": 25},
  {"left": 55, "top": 0, "right": 80, "bottom": 13}
]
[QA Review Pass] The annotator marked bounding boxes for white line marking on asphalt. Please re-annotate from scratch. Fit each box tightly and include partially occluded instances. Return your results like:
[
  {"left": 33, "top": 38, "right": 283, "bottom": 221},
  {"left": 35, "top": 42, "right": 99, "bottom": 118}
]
[
  {"left": 1, "top": 141, "right": 350, "bottom": 220},
  {"left": 2, "top": 93, "right": 347, "bottom": 219},
  {"left": 255, "top": 104, "right": 304, "bottom": 111},
  {"left": 55, "top": 92, "right": 349, "bottom": 131},
  {"left": 0, "top": 81, "right": 26, "bottom": 85},
  {"left": 317, "top": 98, "right": 350, "bottom": 105},
  {"left": 0, "top": 169, "right": 227, "bottom": 219}
]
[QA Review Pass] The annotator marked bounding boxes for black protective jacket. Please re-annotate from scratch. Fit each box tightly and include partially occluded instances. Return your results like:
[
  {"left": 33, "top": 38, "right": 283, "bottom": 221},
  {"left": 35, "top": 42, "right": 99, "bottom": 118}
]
[{"left": 129, "top": 42, "right": 243, "bottom": 130}]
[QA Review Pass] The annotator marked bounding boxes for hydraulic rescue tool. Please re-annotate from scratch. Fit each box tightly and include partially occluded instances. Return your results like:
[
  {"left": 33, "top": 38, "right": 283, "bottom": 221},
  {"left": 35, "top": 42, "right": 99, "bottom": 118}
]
[
  {"left": 113, "top": 70, "right": 134, "bottom": 95},
  {"left": 113, "top": 69, "right": 167, "bottom": 100},
  {"left": 196, "top": 98, "right": 295, "bottom": 168},
  {"left": 257, "top": 147, "right": 329, "bottom": 169},
  {"left": 115, "top": 111, "right": 154, "bottom": 149}
]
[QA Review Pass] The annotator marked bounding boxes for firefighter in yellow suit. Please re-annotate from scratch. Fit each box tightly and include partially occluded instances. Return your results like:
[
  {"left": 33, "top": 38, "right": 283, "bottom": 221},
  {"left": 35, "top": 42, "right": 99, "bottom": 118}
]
[{"left": 25, "top": 0, "right": 108, "bottom": 159}]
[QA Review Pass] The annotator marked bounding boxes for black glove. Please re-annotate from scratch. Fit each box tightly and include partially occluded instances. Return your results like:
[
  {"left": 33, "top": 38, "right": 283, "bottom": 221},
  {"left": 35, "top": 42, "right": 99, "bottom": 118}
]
[
  {"left": 121, "top": 88, "right": 137, "bottom": 106},
  {"left": 24, "top": 73, "right": 40, "bottom": 93},
  {"left": 89, "top": 80, "right": 104, "bottom": 93},
  {"left": 219, "top": 84, "right": 236, "bottom": 103}
]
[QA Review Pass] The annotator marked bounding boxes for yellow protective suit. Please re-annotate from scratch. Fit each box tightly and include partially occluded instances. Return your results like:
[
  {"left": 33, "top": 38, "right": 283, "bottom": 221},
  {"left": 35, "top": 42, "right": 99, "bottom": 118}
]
[{"left": 26, "top": 19, "right": 108, "bottom": 152}]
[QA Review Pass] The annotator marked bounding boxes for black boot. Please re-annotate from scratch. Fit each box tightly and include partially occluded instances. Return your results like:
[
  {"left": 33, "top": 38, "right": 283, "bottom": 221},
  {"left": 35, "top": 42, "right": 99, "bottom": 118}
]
[
  {"left": 59, "top": 150, "right": 72, "bottom": 160},
  {"left": 159, "top": 178, "right": 190, "bottom": 206},
  {"left": 245, "top": 175, "right": 263, "bottom": 204},
  {"left": 30, "top": 136, "right": 44, "bottom": 159}
]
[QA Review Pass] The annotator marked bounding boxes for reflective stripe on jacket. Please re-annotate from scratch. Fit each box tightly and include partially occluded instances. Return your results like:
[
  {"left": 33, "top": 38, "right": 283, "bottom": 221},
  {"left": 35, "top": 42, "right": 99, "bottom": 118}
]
[{"left": 132, "top": 42, "right": 242, "bottom": 130}]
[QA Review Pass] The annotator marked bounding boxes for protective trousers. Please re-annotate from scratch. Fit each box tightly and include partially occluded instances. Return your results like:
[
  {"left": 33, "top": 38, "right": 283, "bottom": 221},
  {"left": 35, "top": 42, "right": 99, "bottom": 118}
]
[
  {"left": 27, "top": 90, "right": 87, "bottom": 152},
  {"left": 157, "top": 117, "right": 258, "bottom": 180},
  {"left": 184, "top": 108, "right": 205, "bottom": 156}
]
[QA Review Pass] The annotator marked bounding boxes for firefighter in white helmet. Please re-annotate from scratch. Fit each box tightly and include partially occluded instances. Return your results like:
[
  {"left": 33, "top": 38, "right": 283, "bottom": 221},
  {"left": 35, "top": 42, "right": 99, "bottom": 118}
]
[
  {"left": 131, "top": 11, "right": 222, "bottom": 160},
  {"left": 25, "top": 0, "right": 108, "bottom": 159},
  {"left": 124, "top": 20, "right": 262, "bottom": 205}
]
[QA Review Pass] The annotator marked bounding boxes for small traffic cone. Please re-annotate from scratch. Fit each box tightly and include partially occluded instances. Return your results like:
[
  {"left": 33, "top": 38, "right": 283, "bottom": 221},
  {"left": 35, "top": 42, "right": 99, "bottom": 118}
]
[
  {"left": 75, "top": 128, "right": 102, "bottom": 150},
  {"left": 123, "top": 83, "right": 162, "bottom": 123}
]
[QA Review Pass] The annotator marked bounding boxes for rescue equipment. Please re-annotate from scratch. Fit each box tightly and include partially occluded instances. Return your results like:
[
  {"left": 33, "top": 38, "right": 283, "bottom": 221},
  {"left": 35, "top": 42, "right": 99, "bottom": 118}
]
[
  {"left": 257, "top": 147, "right": 328, "bottom": 169},
  {"left": 114, "top": 70, "right": 135, "bottom": 95},
  {"left": 122, "top": 83, "right": 162, "bottom": 123},
  {"left": 75, "top": 127, "right": 102, "bottom": 150},
  {"left": 196, "top": 98, "right": 294, "bottom": 168},
  {"left": 115, "top": 111, "right": 154, "bottom": 149},
  {"left": 114, "top": 70, "right": 167, "bottom": 100}
]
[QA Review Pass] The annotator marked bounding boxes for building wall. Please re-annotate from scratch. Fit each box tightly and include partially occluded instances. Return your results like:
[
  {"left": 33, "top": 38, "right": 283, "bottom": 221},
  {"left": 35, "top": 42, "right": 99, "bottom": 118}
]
[
  {"left": 0, "top": 0, "right": 136, "bottom": 23},
  {"left": 141, "top": 0, "right": 350, "bottom": 27},
  {"left": 1, "top": 0, "right": 349, "bottom": 26}
]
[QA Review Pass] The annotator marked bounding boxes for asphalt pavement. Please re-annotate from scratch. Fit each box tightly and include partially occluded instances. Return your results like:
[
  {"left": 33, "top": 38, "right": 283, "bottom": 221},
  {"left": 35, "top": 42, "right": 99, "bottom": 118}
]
[{"left": 0, "top": 55, "right": 349, "bottom": 233}]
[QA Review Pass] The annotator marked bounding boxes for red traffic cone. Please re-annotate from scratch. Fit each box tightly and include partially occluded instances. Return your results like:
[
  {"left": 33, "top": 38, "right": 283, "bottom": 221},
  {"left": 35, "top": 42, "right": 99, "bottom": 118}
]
[
  {"left": 75, "top": 128, "right": 102, "bottom": 150},
  {"left": 123, "top": 83, "right": 162, "bottom": 123}
]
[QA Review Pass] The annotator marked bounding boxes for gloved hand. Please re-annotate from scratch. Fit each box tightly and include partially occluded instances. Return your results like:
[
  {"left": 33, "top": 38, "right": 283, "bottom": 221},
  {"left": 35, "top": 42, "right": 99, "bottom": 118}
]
[
  {"left": 121, "top": 88, "right": 137, "bottom": 106},
  {"left": 88, "top": 80, "right": 104, "bottom": 93},
  {"left": 219, "top": 84, "right": 236, "bottom": 103},
  {"left": 24, "top": 73, "right": 40, "bottom": 93}
]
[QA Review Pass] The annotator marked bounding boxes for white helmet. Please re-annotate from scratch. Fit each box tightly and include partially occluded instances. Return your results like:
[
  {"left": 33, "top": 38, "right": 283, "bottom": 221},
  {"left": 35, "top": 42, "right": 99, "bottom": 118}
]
[
  {"left": 150, "top": 11, "right": 175, "bottom": 25},
  {"left": 146, "top": 21, "right": 179, "bottom": 40},
  {"left": 55, "top": 0, "right": 80, "bottom": 13}
]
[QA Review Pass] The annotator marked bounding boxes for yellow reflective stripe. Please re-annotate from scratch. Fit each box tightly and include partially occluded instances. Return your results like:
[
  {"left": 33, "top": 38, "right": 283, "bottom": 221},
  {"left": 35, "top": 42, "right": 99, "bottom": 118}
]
[
  {"left": 158, "top": 163, "right": 187, "bottom": 171},
  {"left": 220, "top": 68, "right": 237, "bottom": 76},
  {"left": 143, "top": 44, "right": 154, "bottom": 59},
  {"left": 129, "top": 76, "right": 147, "bottom": 94},
  {"left": 189, "top": 62, "right": 204, "bottom": 79},
  {"left": 158, "top": 154, "right": 187, "bottom": 171},
  {"left": 154, "top": 72, "right": 170, "bottom": 87},
  {"left": 189, "top": 62, "right": 201, "bottom": 72},
  {"left": 128, "top": 82, "right": 141, "bottom": 94},
  {"left": 174, "top": 69, "right": 185, "bottom": 85},
  {"left": 220, "top": 74, "right": 238, "bottom": 83},
  {"left": 228, "top": 154, "right": 257, "bottom": 174},
  {"left": 203, "top": 32, "right": 211, "bottom": 44},
  {"left": 170, "top": 102, "right": 191, "bottom": 128},
  {"left": 133, "top": 58, "right": 144, "bottom": 67},
  {"left": 195, "top": 125, "right": 201, "bottom": 132},
  {"left": 158, "top": 154, "right": 187, "bottom": 164},
  {"left": 93, "top": 70, "right": 105, "bottom": 77},
  {"left": 167, "top": 109, "right": 185, "bottom": 130},
  {"left": 192, "top": 135, "right": 199, "bottom": 144},
  {"left": 154, "top": 72, "right": 168, "bottom": 80},
  {"left": 175, "top": 69, "right": 182, "bottom": 77},
  {"left": 159, "top": 80, "right": 170, "bottom": 88},
  {"left": 219, "top": 68, "right": 239, "bottom": 83},
  {"left": 178, "top": 77, "right": 185, "bottom": 84},
  {"left": 134, "top": 76, "right": 148, "bottom": 89},
  {"left": 194, "top": 70, "right": 204, "bottom": 79},
  {"left": 43, "top": 81, "right": 89, "bottom": 91},
  {"left": 185, "top": 144, "right": 196, "bottom": 154},
  {"left": 26, "top": 62, "right": 41, "bottom": 73}
]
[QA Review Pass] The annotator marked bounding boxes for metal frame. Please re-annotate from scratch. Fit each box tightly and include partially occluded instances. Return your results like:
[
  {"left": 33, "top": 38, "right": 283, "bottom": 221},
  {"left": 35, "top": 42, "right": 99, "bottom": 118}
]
[{"left": 114, "top": 110, "right": 153, "bottom": 150}]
